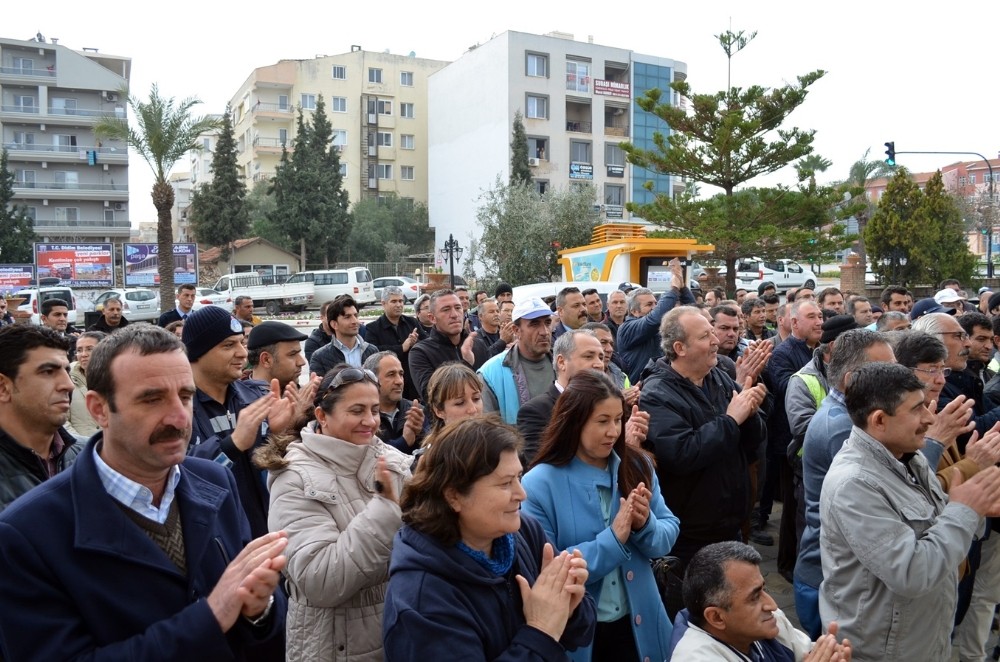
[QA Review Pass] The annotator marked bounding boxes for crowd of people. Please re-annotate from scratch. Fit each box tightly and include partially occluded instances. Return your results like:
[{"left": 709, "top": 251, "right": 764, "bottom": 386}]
[{"left": 6, "top": 269, "right": 1000, "bottom": 660}]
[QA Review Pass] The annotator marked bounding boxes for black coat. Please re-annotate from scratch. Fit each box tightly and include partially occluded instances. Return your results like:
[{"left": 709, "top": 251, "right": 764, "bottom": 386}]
[
  {"left": 0, "top": 426, "right": 82, "bottom": 513},
  {"left": 515, "top": 384, "right": 559, "bottom": 465},
  {"left": 407, "top": 327, "right": 490, "bottom": 401},
  {"left": 304, "top": 326, "right": 331, "bottom": 362},
  {"left": 364, "top": 314, "right": 421, "bottom": 400},
  {"left": 640, "top": 359, "right": 766, "bottom": 547}
]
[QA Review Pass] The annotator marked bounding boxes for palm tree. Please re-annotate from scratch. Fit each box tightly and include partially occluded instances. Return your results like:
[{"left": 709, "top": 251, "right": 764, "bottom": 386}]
[
  {"left": 842, "top": 149, "right": 895, "bottom": 265},
  {"left": 94, "top": 84, "right": 221, "bottom": 306}
]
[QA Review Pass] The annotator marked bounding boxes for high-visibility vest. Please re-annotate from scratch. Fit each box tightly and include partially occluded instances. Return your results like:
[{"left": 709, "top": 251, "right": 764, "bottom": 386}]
[{"left": 790, "top": 369, "right": 827, "bottom": 458}]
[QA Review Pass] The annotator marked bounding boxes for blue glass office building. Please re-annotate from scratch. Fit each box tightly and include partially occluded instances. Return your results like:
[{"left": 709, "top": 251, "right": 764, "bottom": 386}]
[{"left": 630, "top": 56, "right": 684, "bottom": 207}]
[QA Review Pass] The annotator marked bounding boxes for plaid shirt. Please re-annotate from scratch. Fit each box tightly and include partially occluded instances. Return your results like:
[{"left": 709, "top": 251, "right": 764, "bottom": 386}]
[{"left": 93, "top": 443, "right": 181, "bottom": 524}]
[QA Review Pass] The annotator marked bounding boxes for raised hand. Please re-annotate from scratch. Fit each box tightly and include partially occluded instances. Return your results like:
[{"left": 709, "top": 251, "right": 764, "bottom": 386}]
[
  {"left": 231, "top": 394, "right": 275, "bottom": 451},
  {"left": 206, "top": 531, "right": 288, "bottom": 631},
  {"left": 624, "top": 405, "right": 649, "bottom": 448},
  {"left": 925, "top": 396, "right": 975, "bottom": 447},
  {"left": 375, "top": 455, "right": 400, "bottom": 504},
  {"left": 965, "top": 423, "right": 1000, "bottom": 470},
  {"left": 402, "top": 400, "right": 425, "bottom": 447},
  {"left": 461, "top": 331, "right": 479, "bottom": 365},
  {"left": 628, "top": 482, "right": 652, "bottom": 531},
  {"left": 516, "top": 543, "right": 573, "bottom": 642},
  {"left": 402, "top": 328, "right": 420, "bottom": 353},
  {"left": 612, "top": 497, "right": 634, "bottom": 544},
  {"left": 949, "top": 465, "right": 1000, "bottom": 517},
  {"left": 726, "top": 377, "right": 766, "bottom": 425}
]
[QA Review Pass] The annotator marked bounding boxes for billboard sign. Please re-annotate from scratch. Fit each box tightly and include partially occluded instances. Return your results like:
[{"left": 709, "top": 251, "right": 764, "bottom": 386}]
[
  {"left": 0, "top": 265, "right": 34, "bottom": 296},
  {"left": 123, "top": 243, "right": 198, "bottom": 286},
  {"left": 34, "top": 243, "right": 114, "bottom": 287}
]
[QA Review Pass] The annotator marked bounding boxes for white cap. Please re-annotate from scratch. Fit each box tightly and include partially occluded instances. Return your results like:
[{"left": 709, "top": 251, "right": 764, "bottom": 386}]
[
  {"left": 512, "top": 297, "right": 554, "bottom": 322},
  {"left": 933, "top": 288, "right": 963, "bottom": 304}
]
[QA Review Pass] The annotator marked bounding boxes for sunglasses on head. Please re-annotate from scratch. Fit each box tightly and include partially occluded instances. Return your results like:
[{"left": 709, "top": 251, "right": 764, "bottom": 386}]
[{"left": 327, "top": 367, "right": 379, "bottom": 391}]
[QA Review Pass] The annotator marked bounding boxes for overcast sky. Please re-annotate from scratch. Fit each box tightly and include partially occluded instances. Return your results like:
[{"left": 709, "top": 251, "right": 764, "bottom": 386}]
[{"left": 8, "top": 1, "right": 999, "bottom": 224}]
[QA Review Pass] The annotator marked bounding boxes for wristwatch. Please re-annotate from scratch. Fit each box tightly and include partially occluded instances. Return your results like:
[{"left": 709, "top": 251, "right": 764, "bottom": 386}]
[{"left": 245, "top": 594, "right": 275, "bottom": 627}]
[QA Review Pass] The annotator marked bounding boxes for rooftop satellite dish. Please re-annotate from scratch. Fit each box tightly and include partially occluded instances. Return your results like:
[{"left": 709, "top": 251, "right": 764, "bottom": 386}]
[{"left": 409, "top": 51, "right": 416, "bottom": 58}]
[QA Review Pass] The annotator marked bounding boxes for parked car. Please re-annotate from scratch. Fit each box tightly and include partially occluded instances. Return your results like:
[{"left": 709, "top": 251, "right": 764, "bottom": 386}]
[
  {"left": 12, "top": 286, "right": 78, "bottom": 326},
  {"left": 734, "top": 258, "right": 816, "bottom": 293},
  {"left": 189, "top": 287, "right": 231, "bottom": 312},
  {"left": 373, "top": 276, "right": 421, "bottom": 303},
  {"left": 93, "top": 288, "right": 161, "bottom": 322},
  {"left": 283, "top": 267, "right": 375, "bottom": 309}
]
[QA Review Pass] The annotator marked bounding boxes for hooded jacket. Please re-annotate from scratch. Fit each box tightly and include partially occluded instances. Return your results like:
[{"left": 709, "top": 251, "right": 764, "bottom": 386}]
[
  {"left": 383, "top": 514, "right": 596, "bottom": 661},
  {"left": 267, "top": 426, "right": 411, "bottom": 661}
]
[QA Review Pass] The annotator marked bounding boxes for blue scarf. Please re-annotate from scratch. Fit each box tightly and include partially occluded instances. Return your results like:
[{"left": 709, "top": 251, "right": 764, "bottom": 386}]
[{"left": 457, "top": 533, "right": 516, "bottom": 576}]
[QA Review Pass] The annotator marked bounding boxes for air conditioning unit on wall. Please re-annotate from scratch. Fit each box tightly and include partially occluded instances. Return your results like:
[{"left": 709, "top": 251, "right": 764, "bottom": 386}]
[
  {"left": 113, "top": 203, "right": 126, "bottom": 211},
  {"left": 528, "top": 157, "right": 540, "bottom": 167}
]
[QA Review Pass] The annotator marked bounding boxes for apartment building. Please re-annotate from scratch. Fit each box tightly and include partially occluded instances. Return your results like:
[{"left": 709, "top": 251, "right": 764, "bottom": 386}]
[
  {"left": 428, "top": 30, "right": 686, "bottom": 270},
  {"left": 0, "top": 33, "right": 131, "bottom": 243},
  {"left": 227, "top": 48, "right": 449, "bottom": 207}
]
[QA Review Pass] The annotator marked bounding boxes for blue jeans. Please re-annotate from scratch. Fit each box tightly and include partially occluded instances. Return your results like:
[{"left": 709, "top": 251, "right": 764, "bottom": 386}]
[{"left": 793, "top": 578, "right": 822, "bottom": 640}]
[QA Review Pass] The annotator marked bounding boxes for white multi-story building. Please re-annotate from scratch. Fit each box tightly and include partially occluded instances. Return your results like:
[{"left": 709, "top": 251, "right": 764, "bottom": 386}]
[
  {"left": 0, "top": 33, "right": 131, "bottom": 243},
  {"left": 428, "top": 30, "right": 686, "bottom": 275},
  {"left": 227, "top": 48, "right": 449, "bottom": 207}
]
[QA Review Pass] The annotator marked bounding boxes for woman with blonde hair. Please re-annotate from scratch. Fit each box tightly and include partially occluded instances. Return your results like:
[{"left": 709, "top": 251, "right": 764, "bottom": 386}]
[{"left": 257, "top": 364, "right": 411, "bottom": 660}]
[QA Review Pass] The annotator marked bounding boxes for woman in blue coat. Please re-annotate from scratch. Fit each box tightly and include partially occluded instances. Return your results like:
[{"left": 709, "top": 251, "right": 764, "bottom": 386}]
[{"left": 522, "top": 370, "right": 680, "bottom": 662}]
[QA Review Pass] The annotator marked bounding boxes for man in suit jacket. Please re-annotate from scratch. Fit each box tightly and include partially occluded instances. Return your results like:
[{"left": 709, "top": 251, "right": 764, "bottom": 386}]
[
  {"left": 517, "top": 330, "right": 605, "bottom": 464},
  {"left": 0, "top": 325, "right": 288, "bottom": 660}
]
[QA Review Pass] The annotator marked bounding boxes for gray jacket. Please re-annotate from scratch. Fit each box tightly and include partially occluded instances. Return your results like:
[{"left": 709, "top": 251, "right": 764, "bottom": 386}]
[
  {"left": 784, "top": 348, "right": 828, "bottom": 464},
  {"left": 819, "top": 426, "right": 982, "bottom": 661}
]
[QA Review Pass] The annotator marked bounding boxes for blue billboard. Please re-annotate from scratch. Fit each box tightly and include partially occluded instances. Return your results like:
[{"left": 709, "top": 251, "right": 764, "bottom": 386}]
[{"left": 123, "top": 243, "right": 198, "bottom": 287}]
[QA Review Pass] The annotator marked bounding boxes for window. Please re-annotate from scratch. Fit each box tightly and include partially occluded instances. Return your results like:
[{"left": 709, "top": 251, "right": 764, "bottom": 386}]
[
  {"left": 332, "top": 130, "right": 347, "bottom": 149},
  {"left": 278, "top": 128, "right": 288, "bottom": 146},
  {"left": 55, "top": 207, "right": 79, "bottom": 222},
  {"left": 55, "top": 171, "right": 79, "bottom": 188},
  {"left": 377, "top": 164, "right": 392, "bottom": 180},
  {"left": 332, "top": 65, "right": 346, "bottom": 80},
  {"left": 606, "top": 143, "right": 625, "bottom": 166},
  {"left": 570, "top": 140, "right": 592, "bottom": 164},
  {"left": 535, "top": 180, "right": 549, "bottom": 195},
  {"left": 301, "top": 94, "right": 316, "bottom": 110},
  {"left": 331, "top": 97, "right": 347, "bottom": 113},
  {"left": 24, "top": 206, "right": 36, "bottom": 221},
  {"left": 14, "top": 95, "right": 36, "bottom": 111},
  {"left": 526, "top": 53, "right": 548, "bottom": 78},
  {"left": 528, "top": 137, "right": 548, "bottom": 160},
  {"left": 368, "top": 98, "right": 392, "bottom": 115},
  {"left": 12, "top": 57, "right": 34, "bottom": 73},
  {"left": 400, "top": 71, "right": 414, "bottom": 86},
  {"left": 339, "top": 163, "right": 347, "bottom": 176},
  {"left": 526, "top": 94, "right": 549, "bottom": 119},
  {"left": 50, "top": 97, "right": 77, "bottom": 114},
  {"left": 12, "top": 131, "right": 34, "bottom": 146},
  {"left": 15, "top": 170, "right": 35, "bottom": 186},
  {"left": 377, "top": 131, "right": 393, "bottom": 147},
  {"left": 400, "top": 103, "right": 415, "bottom": 118},
  {"left": 278, "top": 95, "right": 288, "bottom": 110},
  {"left": 55, "top": 135, "right": 77, "bottom": 151},
  {"left": 104, "top": 209, "right": 115, "bottom": 222},
  {"left": 970, "top": 174, "right": 977, "bottom": 184},
  {"left": 203, "top": 138, "right": 211, "bottom": 150},
  {"left": 959, "top": 176, "right": 967, "bottom": 186},
  {"left": 566, "top": 60, "right": 591, "bottom": 93},
  {"left": 401, "top": 166, "right": 414, "bottom": 180},
  {"left": 401, "top": 134, "right": 415, "bottom": 150},
  {"left": 368, "top": 68, "right": 383, "bottom": 83},
  {"left": 605, "top": 184, "right": 625, "bottom": 205}
]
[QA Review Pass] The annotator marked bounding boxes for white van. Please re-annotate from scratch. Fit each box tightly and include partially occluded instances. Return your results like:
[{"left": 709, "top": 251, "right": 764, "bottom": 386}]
[{"left": 285, "top": 267, "right": 377, "bottom": 309}]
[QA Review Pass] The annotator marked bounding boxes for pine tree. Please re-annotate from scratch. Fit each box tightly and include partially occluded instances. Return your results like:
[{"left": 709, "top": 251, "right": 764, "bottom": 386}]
[
  {"left": 919, "top": 172, "right": 977, "bottom": 285},
  {"left": 0, "top": 149, "right": 36, "bottom": 263},
  {"left": 510, "top": 111, "right": 532, "bottom": 186},
  {"left": 188, "top": 106, "right": 248, "bottom": 257},
  {"left": 305, "top": 95, "right": 351, "bottom": 266},
  {"left": 864, "top": 169, "right": 926, "bottom": 286}
]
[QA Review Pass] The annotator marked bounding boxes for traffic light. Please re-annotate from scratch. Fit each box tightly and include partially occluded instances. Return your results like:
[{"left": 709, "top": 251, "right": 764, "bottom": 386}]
[{"left": 884, "top": 141, "right": 896, "bottom": 167}]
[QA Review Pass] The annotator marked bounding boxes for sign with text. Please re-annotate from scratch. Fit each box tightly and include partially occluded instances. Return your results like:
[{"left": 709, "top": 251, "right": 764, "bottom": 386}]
[
  {"left": 0, "top": 265, "right": 34, "bottom": 296},
  {"left": 594, "top": 80, "right": 631, "bottom": 99},
  {"left": 34, "top": 244, "right": 114, "bottom": 287},
  {"left": 569, "top": 162, "right": 594, "bottom": 180},
  {"left": 123, "top": 243, "right": 198, "bottom": 286}
]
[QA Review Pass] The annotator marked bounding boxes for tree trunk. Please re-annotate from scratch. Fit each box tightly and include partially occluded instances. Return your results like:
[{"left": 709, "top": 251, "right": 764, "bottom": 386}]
[
  {"left": 152, "top": 181, "right": 176, "bottom": 308},
  {"left": 725, "top": 255, "right": 737, "bottom": 295},
  {"left": 299, "top": 238, "right": 307, "bottom": 271}
]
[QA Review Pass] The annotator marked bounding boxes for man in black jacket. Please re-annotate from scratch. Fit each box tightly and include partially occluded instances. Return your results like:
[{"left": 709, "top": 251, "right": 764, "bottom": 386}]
[
  {"left": 0, "top": 325, "right": 82, "bottom": 512},
  {"left": 87, "top": 297, "right": 131, "bottom": 333},
  {"left": 365, "top": 351, "right": 424, "bottom": 454},
  {"left": 304, "top": 299, "right": 334, "bottom": 362},
  {"left": 408, "top": 289, "right": 490, "bottom": 401},
  {"left": 363, "top": 286, "right": 421, "bottom": 400},
  {"left": 640, "top": 305, "right": 767, "bottom": 567}
]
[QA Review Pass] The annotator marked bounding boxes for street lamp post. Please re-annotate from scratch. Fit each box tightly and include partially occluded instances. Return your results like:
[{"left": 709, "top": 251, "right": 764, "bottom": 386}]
[{"left": 441, "top": 234, "right": 463, "bottom": 290}]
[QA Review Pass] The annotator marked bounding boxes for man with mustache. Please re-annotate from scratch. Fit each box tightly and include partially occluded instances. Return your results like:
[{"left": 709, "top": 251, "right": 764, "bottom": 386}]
[
  {"left": 183, "top": 307, "right": 296, "bottom": 538},
  {"left": 551, "top": 286, "right": 589, "bottom": 342},
  {"left": 820, "top": 362, "right": 1000, "bottom": 660},
  {"left": 0, "top": 325, "right": 288, "bottom": 660},
  {"left": 0, "top": 325, "right": 81, "bottom": 512}
]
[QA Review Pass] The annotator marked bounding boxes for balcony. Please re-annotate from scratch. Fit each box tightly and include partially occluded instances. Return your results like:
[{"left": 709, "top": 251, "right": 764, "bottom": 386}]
[
  {"left": 252, "top": 102, "right": 293, "bottom": 121},
  {"left": 14, "top": 181, "right": 128, "bottom": 200},
  {"left": 3, "top": 142, "right": 128, "bottom": 163},
  {"left": 252, "top": 137, "right": 287, "bottom": 154},
  {"left": 604, "top": 122, "right": 629, "bottom": 137},
  {"left": 0, "top": 65, "right": 56, "bottom": 84},
  {"left": 566, "top": 120, "right": 592, "bottom": 134},
  {"left": 252, "top": 172, "right": 276, "bottom": 183}
]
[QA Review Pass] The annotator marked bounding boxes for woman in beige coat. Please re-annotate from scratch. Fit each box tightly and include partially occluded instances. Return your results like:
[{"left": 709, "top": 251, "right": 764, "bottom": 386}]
[
  {"left": 64, "top": 331, "right": 106, "bottom": 438},
  {"left": 257, "top": 365, "right": 411, "bottom": 661}
]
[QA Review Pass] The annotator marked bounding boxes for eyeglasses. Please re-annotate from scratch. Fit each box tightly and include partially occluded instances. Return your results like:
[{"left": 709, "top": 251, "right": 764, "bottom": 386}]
[
  {"left": 911, "top": 366, "right": 952, "bottom": 378},
  {"left": 936, "top": 331, "right": 969, "bottom": 341}
]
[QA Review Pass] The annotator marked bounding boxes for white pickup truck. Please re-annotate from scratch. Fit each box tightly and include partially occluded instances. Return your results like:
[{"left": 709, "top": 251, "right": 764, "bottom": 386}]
[{"left": 211, "top": 273, "right": 314, "bottom": 315}]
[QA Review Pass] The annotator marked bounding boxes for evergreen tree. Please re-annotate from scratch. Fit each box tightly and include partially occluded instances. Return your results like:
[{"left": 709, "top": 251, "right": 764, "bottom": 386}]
[
  {"left": 188, "top": 106, "right": 248, "bottom": 257},
  {"left": 246, "top": 180, "right": 291, "bottom": 252},
  {"left": 269, "top": 96, "right": 350, "bottom": 268},
  {"left": 919, "top": 172, "right": 977, "bottom": 285},
  {"left": 0, "top": 149, "right": 35, "bottom": 263},
  {"left": 510, "top": 111, "right": 532, "bottom": 186},
  {"left": 621, "top": 29, "right": 827, "bottom": 292},
  {"left": 864, "top": 168, "right": 926, "bottom": 286},
  {"left": 347, "top": 194, "right": 432, "bottom": 262}
]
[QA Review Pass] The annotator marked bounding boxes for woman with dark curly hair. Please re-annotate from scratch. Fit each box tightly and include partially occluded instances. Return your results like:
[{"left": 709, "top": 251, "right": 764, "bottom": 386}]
[
  {"left": 383, "top": 417, "right": 596, "bottom": 660},
  {"left": 522, "top": 370, "right": 679, "bottom": 662}
]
